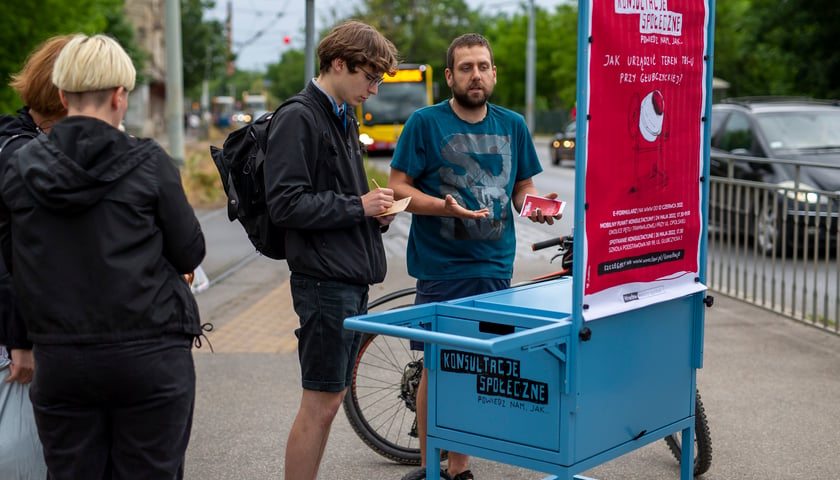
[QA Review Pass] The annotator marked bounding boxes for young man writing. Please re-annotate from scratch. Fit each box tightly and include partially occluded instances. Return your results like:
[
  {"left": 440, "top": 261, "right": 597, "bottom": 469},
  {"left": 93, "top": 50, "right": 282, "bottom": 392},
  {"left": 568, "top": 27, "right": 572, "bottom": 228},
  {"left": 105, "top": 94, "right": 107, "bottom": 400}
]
[{"left": 262, "top": 20, "right": 400, "bottom": 480}]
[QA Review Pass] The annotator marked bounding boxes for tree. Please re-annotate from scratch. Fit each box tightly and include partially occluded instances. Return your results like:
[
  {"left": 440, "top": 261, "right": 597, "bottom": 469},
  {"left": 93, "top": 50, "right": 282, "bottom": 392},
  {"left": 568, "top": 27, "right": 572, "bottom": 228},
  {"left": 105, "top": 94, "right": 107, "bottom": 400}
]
[
  {"left": 713, "top": 0, "right": 840, "bottom": 99},
  {"left": 266, "top": 50, "right": 307, "bottom": 103},
  {"left": 0, "top": 0, "right": 140, "bottom": 113},
  {"left": 542, "top": 4, "right": 578, "bottom": 112},
  {"left": 350, "top": 0, "right": 484, "bottom": 101},
  {"left": 181, "top": 0, "right": 228, "bottom": 100},
  {"left": 747, "top": 0, "right": 840, "bottom": 98},
  {"left": 479, "top": 5, "right": 578, "bottom": 118}
]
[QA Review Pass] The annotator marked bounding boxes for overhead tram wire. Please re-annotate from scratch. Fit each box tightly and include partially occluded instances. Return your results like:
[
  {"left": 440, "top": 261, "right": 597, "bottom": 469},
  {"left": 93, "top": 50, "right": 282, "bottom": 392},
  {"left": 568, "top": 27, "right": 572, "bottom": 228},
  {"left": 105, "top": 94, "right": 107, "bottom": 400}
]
[
  {"left": 227, "top": 0, "right": 292, "bottom": 69},
  {"left": 234, "top": 9, "right": 286, "bottom": 52}
]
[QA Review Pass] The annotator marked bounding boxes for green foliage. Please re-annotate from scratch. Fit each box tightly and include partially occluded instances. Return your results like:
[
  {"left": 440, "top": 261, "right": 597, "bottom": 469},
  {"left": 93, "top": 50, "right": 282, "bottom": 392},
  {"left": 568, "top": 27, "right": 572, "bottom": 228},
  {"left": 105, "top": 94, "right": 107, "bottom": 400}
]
[
  {"left": 266, "top": 50, "right": 309, "bottom": 103},
  {"left": 365, "top": 158, "right": 390, "bottom": 190},
  {"left": 713, "top": 0, "right": 840, "bottom": 99},
  {"left": 349, "top": 0, "right": 483, "bottom": 102},
  {"left": 543, "top": 4, "right": 578, "bottom": 111},
  {"left": 0, "top": 0, "right": 137, "bottom": 114},
  {"left": 181, "top": 0, "right": 228, "bottom": 99},
  {"left": 482, "top": 6, "right": 578, "bottom": 113}
]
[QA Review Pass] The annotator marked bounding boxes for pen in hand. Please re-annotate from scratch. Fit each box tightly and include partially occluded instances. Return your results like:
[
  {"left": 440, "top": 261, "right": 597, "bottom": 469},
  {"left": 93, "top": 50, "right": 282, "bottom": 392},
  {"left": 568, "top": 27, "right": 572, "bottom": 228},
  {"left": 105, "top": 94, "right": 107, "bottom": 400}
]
[{"left": 371, "top": 178, "right": 382, "bottom": 190}]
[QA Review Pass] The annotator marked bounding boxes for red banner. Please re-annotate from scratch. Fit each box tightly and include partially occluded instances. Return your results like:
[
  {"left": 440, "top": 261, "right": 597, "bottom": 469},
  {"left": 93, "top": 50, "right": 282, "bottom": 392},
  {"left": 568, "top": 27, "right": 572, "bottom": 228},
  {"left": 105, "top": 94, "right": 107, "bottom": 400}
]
[{"left": 583, "top": 0, "right": 708, "bottom": 317}]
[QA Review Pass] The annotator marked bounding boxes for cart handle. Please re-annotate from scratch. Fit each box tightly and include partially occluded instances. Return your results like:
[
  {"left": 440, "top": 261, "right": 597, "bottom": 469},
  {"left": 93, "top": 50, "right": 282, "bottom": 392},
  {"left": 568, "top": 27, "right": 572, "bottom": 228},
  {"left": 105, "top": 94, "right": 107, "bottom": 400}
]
[{"left": 344, "top": 313, "right": 571, "bottom": 355}]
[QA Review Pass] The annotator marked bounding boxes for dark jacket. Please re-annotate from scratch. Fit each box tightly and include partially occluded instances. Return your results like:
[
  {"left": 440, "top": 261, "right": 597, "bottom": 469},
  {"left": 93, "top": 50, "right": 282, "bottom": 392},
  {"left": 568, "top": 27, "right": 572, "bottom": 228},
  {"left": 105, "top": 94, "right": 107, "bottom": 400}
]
[
  {"left": 0, "top": 115, "right": 205, "bottom": 345},
  {"left": 264, "top": 81, "right": 386, "bottom": 285},
  {"left": 0, "top": 108, "right": 39, "bottom": 349}
]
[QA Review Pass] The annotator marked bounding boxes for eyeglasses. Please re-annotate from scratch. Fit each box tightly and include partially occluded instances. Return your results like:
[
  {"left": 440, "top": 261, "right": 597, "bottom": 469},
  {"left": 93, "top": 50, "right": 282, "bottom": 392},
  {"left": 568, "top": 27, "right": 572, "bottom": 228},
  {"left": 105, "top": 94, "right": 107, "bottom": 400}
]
[{"left": 357, "top": 66, "right": 384, "bottom": 88}]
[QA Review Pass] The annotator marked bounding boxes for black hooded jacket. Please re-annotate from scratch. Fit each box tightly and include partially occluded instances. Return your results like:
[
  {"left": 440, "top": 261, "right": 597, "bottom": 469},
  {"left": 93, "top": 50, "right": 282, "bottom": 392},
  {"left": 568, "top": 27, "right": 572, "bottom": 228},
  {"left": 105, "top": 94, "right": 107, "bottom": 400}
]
[
  {"left": 0, "top": 116, "right": 205, "bottom": 345},
  {"left": 0, "top": 107, "right": 40, "bottom": 349}
]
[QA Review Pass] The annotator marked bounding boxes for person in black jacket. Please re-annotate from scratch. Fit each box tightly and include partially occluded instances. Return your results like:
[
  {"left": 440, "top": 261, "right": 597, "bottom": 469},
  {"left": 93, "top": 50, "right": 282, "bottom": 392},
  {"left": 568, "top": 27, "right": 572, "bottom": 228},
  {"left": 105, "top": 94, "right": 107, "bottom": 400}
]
[
  {"left": 0, "top": 34, "right": 71, "bottom": 480},
  {"left": 263, "top": 20, "right": 399, "bottom": 479},
  {"left": 0, "top": 33, "right": 205, "bottom": 480},
  {"left": 0, "top": 34, "right": 72, "bottom": 382}
]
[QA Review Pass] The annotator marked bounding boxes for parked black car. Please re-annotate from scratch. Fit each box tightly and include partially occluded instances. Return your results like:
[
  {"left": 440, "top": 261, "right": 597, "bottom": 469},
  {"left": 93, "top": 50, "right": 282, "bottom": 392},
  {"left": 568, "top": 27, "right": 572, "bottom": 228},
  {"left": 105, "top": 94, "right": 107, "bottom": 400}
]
[
  {"left": 549, "top": 120, "right": 576, "bottom": 166},
  {"left": 709, "top": 97, "right": 840, "bottom": 255}
]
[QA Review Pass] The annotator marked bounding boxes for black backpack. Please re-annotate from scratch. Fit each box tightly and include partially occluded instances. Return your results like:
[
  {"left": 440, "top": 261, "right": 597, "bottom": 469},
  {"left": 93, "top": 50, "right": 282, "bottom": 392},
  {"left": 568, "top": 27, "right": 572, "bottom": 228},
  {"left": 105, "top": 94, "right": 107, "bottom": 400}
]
[{"left": 209, "top": 97, "right": 305, "bottom": 260}]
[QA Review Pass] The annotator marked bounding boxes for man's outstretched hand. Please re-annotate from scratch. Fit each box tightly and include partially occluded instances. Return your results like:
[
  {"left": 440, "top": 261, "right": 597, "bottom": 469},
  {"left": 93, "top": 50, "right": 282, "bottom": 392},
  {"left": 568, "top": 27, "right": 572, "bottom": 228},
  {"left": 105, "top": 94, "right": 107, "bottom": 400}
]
[{"left": 443, "top": 194, "right": 490, "bottom": 219}]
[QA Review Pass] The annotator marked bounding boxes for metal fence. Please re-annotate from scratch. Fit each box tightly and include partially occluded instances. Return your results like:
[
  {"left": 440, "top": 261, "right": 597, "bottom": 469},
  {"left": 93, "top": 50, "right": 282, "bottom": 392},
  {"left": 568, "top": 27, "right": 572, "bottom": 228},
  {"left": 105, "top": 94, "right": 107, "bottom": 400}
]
[{"left": 707, "top": 153, "right": 840, "bottom": 334}]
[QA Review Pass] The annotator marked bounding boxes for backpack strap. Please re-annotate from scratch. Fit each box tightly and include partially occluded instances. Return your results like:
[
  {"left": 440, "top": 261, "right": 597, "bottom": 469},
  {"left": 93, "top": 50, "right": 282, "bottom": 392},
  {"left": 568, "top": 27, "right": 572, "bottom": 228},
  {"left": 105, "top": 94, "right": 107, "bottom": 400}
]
[
  {"left": 0, "top": 132, "right": 37, "bottom": 158},
  {"left": 259, "top": 94, "right": 312, "bottom": 150}
]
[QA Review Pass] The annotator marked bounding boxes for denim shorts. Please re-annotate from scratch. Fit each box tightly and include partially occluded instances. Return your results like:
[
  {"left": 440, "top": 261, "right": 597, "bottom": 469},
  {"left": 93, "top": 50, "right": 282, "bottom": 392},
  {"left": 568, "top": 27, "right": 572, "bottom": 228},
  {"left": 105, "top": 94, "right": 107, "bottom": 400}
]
[
  {"left": 410, "top": 277, "right": 510, "bottom": 351},
  {"left": 290, "top": 273, "right": 367, "bottom": 392}
]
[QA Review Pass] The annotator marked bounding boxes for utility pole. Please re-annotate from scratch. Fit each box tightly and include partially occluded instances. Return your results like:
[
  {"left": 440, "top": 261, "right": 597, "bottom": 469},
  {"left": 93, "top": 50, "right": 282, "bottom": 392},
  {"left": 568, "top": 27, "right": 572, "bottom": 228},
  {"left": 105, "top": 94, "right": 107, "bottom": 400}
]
[
  {"left": 304, "top": 0, "right": 315, "bottom": 83},
  {"left": 526, "top": 0, "right": 536, "bottom": 133},
  {"left": 164, "top": 0, "right": 185, "bottom": 166}
]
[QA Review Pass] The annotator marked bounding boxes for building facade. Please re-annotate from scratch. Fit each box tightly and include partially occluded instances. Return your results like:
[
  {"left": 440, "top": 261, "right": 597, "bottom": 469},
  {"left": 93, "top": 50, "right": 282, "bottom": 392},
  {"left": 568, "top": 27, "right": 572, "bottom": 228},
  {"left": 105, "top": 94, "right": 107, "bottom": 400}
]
[{"left": 123, "top": 0, "right": 167, "bottom": 139}]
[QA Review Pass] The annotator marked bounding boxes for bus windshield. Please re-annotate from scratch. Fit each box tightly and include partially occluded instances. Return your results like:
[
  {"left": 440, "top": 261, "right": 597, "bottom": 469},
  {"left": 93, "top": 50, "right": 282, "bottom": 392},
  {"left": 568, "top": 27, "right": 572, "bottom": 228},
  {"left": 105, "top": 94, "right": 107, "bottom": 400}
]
[{"left": 361, "top": 82, "right": 429, "bottom": 125}]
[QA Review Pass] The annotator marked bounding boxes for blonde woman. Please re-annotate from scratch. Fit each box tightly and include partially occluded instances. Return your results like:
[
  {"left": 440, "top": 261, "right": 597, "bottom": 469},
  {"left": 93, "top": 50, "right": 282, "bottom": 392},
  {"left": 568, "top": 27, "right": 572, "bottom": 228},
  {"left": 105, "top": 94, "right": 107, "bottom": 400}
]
[{"left": 0, "top": 34, "right": 205, "bottom": 480}]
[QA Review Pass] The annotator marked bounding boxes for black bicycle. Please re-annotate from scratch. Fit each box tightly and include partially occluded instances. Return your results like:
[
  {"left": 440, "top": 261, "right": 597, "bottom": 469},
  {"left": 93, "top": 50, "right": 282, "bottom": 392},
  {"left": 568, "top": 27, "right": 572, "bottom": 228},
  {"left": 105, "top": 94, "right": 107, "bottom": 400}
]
[{"left": 343, "top": 236, "right": 712, "bottom": 476}]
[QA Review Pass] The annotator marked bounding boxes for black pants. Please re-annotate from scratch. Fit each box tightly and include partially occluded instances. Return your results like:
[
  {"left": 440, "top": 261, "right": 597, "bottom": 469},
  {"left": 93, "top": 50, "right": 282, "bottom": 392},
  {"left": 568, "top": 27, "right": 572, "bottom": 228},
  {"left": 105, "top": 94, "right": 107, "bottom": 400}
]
[{"left": 30, "top": 336, "right": 195, "bottom": 480}]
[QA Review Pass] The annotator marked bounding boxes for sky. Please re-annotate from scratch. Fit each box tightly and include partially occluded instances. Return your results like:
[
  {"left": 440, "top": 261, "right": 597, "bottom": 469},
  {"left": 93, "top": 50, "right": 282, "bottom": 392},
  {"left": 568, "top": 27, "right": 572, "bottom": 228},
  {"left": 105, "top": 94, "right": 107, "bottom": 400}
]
[{"left": 206, "top": 0, "right": 570, "bottom": 71}]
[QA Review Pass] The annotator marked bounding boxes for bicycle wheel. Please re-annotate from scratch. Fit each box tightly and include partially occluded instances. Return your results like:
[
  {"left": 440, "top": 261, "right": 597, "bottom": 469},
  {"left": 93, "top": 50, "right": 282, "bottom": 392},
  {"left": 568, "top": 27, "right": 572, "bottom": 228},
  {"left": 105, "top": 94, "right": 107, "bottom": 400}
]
[
  {"left": 344, "top": 332, "right": 449, "bottom": 465},
  {"left": 664, "top": 389, "right": 713, "bottom": 476}
]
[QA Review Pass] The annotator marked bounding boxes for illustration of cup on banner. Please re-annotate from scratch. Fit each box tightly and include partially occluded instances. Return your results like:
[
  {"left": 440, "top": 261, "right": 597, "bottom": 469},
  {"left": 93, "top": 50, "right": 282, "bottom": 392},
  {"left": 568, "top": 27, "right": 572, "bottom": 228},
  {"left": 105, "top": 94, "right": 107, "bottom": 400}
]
[{"left": 638, "top": 90, "right": 665, "bottom": 142}]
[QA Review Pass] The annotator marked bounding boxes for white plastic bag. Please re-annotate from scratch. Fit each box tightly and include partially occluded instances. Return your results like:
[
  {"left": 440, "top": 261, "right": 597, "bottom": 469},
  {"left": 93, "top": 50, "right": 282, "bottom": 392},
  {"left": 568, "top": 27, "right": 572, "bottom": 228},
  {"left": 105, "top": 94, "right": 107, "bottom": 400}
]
[
  {"left": 0, "top": 362, "right": 47, "bottom": 480},
  {"left": 190, "top": 265, "right": 210, "bottom": 294}
]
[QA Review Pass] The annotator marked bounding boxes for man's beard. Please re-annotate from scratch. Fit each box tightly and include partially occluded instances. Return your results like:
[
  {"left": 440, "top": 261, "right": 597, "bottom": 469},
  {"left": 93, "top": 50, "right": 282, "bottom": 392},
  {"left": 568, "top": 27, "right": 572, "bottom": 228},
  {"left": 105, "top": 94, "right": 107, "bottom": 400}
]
[{"left": 452, "top": 83, "right": 491, "bottom": 109}]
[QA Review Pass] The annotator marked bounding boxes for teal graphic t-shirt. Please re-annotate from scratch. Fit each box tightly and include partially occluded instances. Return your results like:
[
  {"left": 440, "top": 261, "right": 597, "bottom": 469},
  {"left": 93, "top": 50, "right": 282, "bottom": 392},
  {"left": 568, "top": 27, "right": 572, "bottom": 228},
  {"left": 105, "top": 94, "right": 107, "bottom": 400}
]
[{"left": 391, "top": 100, "right": 542, "bottom": 280}]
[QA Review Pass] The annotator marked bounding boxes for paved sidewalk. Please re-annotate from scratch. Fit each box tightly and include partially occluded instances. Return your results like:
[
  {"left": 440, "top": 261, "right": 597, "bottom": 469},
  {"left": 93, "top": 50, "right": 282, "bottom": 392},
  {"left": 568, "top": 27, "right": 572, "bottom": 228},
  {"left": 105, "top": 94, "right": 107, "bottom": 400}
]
[{"left": 194, "top": 276, "right": 298, "bottom": 354}]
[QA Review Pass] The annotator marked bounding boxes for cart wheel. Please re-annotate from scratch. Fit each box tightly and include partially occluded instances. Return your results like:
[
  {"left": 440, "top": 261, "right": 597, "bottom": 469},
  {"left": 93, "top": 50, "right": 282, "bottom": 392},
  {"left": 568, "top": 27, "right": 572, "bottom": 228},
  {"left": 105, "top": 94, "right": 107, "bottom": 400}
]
[
  {"left": 400, "top": 467, "right": 451, "bottom": 480},
  {"left": 664, "top": 389, "right": 713, "bottom": 476}
]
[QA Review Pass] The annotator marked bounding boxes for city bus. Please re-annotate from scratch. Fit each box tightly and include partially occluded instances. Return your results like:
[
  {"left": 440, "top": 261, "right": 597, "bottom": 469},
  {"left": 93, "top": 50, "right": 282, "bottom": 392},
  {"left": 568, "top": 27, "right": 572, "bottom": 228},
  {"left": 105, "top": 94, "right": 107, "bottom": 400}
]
[{"left": 356, "top": 63, "right": 435, "bottom": 154}]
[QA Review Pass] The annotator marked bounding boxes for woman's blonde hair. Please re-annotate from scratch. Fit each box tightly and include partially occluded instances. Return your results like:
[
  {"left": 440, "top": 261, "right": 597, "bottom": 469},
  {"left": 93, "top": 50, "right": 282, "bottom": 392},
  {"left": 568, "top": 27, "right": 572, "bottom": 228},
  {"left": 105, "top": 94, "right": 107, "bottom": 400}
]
[
  {"left": 9, "top": 35, "right": 73, "bottom": 117},
  {"left": 52, "top": 34, "right": 136, "bottom": 93}
]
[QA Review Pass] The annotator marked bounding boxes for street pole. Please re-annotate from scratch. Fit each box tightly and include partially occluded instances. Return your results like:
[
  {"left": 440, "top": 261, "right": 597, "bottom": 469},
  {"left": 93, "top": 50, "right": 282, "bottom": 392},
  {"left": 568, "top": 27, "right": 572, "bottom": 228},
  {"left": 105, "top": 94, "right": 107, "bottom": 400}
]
[
  {"left": 304, "top": 0, "right": 315, "bottom": 84},
  {"left": 526, "top": 0, "right": 536, "bottom": 134},
  {"left": 164, "top": 0, "right": 185, "bottom": 166}
]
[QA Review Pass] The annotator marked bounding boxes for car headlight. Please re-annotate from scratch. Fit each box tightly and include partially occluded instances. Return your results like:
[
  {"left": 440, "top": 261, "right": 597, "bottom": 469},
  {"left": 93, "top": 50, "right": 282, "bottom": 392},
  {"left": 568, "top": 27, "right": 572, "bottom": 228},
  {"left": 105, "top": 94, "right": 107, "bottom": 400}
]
[
  {"left": 562, "top": 139, "right": 575, "bottom": 149},
  {"left": 776, "top": 181, "right": 829, "bottom": 205},
  {"left": 552, "top": 139, "right": 561, "bottom": 149},
  {"left": 359, "top": 133, "right": 374, "bottom": 147}
]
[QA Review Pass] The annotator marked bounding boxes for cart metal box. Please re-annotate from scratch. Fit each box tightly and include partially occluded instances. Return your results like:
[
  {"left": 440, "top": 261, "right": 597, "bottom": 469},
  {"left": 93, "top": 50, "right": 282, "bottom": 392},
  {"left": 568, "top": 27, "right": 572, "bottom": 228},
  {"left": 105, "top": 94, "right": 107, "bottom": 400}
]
[{"left": 345, "top": 277, "right": 701, "bottom": 479}]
